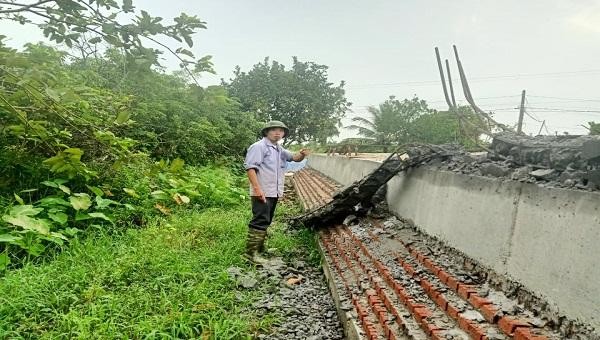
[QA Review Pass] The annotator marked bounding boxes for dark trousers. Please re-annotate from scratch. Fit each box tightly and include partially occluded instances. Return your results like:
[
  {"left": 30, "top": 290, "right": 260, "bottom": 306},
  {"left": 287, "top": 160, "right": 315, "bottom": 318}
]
[{"left": 249, "top": 197, "right": 278, "bottom": 231}]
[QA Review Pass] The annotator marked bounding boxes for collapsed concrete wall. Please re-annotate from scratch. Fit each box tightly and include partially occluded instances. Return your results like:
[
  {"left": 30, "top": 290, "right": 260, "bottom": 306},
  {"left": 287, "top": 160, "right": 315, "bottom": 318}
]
[{"left": 307, "top": 153, "right": 600, "bottom": 331}]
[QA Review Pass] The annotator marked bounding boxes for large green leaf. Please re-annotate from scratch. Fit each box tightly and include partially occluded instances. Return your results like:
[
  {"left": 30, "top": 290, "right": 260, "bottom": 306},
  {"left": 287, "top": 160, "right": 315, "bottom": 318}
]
[
  {"left": 88, "top": 212, "right": 114, "bottom": 224},
  {"left": 58, "top": 184, "right": 71, "bottom": 194},
  {"left": 75, "top": 211, "right": 92, "bottom": 221},
  {"left": 14, "top": 193, "right": 24, "bottom": 205},
  {"left": 123, "top": 188, "right": 139, "bottom": 198},
  {"left": 2, "top": 215, "right": 51, "bottom": 235},
  {"left": 115, "top": 111, "right": 130, "bottom": 124},
  {"left": 70, "top": 194, "right": 92, "bottom": 211},
  {"left": 40, "top": 181, "right": 71, "bottom": 194},
  {"left": 9, "top": 205, "right": 43, "bottom": 217},
  {"left": 0, "top": 234, "right": 22, "bottom": 243},
  {"left": 48, "top": 212, "right": 68, "bottom": 225},
  {"left": 95, "top": 196, "right": 120, "bottom": 209},
  {"left": 86, "top": 185, "right": 104, "bottom": 197},
  {"left": 150, "top": 190, "right": 169, "bottom": 200},
  {"left": 38, "top": 197, "right": 71, "bottom": 207}
]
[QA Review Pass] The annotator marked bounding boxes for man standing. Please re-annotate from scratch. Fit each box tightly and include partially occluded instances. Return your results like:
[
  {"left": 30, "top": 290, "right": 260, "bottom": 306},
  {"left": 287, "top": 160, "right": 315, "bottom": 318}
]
[{"left": 243, "top": 121, "right": 309, "bottom": 264}]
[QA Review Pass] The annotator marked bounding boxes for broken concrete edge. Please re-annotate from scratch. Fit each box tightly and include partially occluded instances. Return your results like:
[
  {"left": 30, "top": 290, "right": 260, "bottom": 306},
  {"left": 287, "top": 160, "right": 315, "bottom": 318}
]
[
  {"left": 395, "top": 215, "right": 599, "bottom": 339},
  {"left": 295, "top": 145, "right": 461, "bottom": 229},
  {"left": 315, "top": 235, "right": 365, "bottom": 340}
]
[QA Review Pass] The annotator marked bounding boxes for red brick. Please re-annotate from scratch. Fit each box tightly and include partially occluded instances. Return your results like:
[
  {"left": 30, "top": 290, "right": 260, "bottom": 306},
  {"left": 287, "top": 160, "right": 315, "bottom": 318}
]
[
  {"left": 425, "top": 322, "right": 442, "bottom": 335},
  {"left": 407, "top": 301, "right": 423, "bottom": 313},
  {"left": 431, "top": 330, "right": 446, "bottom": 340},
  {"left": 465, "top": 321, "right": 486, "bottom": 340},
  {"left": 446, "top": 304, "right": 460, "bottom": 319},
  {"left": 498, "top": 316, "right": 531, "bottom": 335},
  {"left": 394, "top": 313, "right": 405, "bottom": 328},
  {"left": 437, "top": 270, "right": 450, "bottom": 284},
  {"left": 378, "top": 311, "right": 386, "bottom": 324},
  {"left": 429, "top": 264, "right": 441, "bottom": 275},
  {"left": 480, "top": 304, "right": 499, "bottom": 323},
  {"left": 514, "top": 328, "right": 549, "bottom": 340},
  {"left": 458, "top": 317, "right": 471, "bottom": 333},
  {"left": 447, "top": 276, "right": 460, "bottom": 291},
  {"left": 457, "top": 284, "right": 477, "bottom": 300},
  {"left": 404, "top": 264, "right": 416, "bottom": 276},
  {"left": 398, "top": 287, "right": 410, "bottom": 303},
  {"left": 468, "top": 293, "right": 493, "bottom": 308},
  {"left": 421, "top": 279, "right": 434, "bottom": 294},
  {"left": 393, "top": 282, "right": 404, "bottom": 295},
  {"left": 413, "top": 306, "right": 433, "bottom": 323},
  {"left": 434, "top": 293, "right": 449, "bottom": 310},
  {"left": 423, "top": 258, "right": 435, "bottom": 271}
]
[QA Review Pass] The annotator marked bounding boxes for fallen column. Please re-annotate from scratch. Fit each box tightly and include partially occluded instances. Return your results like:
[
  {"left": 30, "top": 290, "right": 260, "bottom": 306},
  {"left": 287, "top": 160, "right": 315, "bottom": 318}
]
[{"left": 292, "top": 144, "right": 461, "bottom": 229}]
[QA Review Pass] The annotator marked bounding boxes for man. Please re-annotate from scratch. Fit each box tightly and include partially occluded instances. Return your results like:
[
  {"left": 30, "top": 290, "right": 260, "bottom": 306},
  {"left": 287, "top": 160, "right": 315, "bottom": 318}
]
[{"left": 243, "top": 120, "right": 309, "bottom": 264}]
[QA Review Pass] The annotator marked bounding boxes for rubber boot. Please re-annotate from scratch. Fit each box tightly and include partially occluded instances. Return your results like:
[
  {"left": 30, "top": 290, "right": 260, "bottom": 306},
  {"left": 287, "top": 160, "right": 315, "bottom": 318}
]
[
  {"left": 258, "top": 229, "right": 267, "bottom": 253},
  {"left": 243, "top": 228, "right": 269, "bottom": 265}
]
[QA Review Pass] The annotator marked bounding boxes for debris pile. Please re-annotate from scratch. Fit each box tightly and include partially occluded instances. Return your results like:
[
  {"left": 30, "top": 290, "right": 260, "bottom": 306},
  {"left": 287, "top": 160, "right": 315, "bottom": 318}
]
[
  {"left": 430, "top": 133, "right": 600, "bottom": 191},
  {"left": 228, "top": 256, "right": 343, "bottom": 339}
]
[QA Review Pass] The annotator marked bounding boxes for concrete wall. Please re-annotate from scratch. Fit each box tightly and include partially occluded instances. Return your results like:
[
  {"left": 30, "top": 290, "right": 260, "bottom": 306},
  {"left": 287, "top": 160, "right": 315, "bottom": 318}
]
[
  {"left": 307, "top": 154, "right": 600, "bottom": 330},
  {"left": 307, "top": 155, "right": 380, "bottom": 186}
]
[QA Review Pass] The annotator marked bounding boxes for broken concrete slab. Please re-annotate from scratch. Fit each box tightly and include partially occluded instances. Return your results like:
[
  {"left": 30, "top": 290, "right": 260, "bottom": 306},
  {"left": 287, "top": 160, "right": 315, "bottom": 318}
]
[
  {"left": 491, "top": 132, "right": 600, "bottom": 170},
  {"left": 584, "top": 169, "right": 600, "bottom": 186},
  {"left": 529, "top": 169, "right": 557, "bottom": 180},
  {"left": 480, "top": 163, "right": 511, "bottom": 178},
  {"left": 582, "top": 140, "right": 600, "bottom": 161}
]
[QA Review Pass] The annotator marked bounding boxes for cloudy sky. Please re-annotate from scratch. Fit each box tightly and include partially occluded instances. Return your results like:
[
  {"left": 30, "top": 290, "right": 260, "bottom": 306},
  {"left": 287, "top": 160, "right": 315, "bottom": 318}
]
[{"left": 2, "top": 0, "right": 600, "bottom": 139}]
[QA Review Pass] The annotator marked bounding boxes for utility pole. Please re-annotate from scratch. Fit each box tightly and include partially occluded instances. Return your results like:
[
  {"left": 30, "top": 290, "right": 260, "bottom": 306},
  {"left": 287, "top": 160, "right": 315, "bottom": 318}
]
[
  {"left": 435, "top": 47, "right": 453, "bottom": 109},
  {"left": 537, "top": 120, "right": 546, "bottom": 136},
  {"left": 517, "top": 90, "right": 526, "bottom": 134},
  {"left": 445, "top": 59, "right": 457, "bottom": 108}
]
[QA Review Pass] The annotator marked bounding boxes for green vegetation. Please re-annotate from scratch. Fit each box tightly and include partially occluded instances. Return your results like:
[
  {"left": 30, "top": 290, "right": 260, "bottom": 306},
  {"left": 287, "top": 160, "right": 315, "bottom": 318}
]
[
  {"left": 347, "top": 96, "right": 486, "bottom": 150},
  {"left": 0, "top": 2, "right": 327, "bottom": 336},
  {"left": 587, "top": 121, "right": 600, "bottom": 135},
  {"left": 225, "top": 57, "right": 351, "bottom": 145},
  {"left": 0, "top": 194, "right": 318, "bottom": 339}
]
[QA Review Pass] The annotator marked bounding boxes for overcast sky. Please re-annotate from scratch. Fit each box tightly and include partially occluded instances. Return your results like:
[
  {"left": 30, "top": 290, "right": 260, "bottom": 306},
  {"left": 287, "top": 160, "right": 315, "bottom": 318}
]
[{"left": 2, "top": 0, "right": 600, "bottom": 139}]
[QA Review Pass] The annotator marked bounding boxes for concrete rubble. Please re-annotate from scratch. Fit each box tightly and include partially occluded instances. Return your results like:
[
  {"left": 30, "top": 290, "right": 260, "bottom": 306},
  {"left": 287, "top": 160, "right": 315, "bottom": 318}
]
[
  {"left": 433, "top": 133, "right": 600, "bottom": 190},
  {"left": 229, "top": 254, "right": 343, "bottom": 339}
]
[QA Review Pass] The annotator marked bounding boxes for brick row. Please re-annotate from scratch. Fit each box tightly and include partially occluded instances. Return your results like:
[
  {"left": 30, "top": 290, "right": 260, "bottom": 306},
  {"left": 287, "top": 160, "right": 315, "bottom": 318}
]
[
  {"left": 292, "top": 171, "right": 326, "bottom": 210},
  {"left": 321, "top": 231, "right": 387, "bottom": 339},
  {"left": 332, "top": 231, "right": 407, "bottom": 338},
  {"left": 400, "top": 242, "right": 548, "bottom": 339},
  {"left": 336, "top": 226, "right": 459, "bottom": 339}
]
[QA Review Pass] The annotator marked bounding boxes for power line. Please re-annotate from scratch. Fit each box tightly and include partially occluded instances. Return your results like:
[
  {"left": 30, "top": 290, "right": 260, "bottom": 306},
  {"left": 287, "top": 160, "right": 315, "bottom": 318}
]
[
  {"left": 347, "top": 69, "right": 600, "bottom": 89},
  {"left": 528, "top": 95, "right": 600, "bottom": 103},
  {"left": 525, "top": 107, "right": 600, "bottom": 113}
]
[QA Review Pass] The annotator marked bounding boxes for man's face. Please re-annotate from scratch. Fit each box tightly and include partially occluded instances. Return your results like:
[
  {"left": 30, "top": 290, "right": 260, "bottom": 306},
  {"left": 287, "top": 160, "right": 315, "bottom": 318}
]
[{"left": 266, "top": 127, "right": 285, "bottom": 142}]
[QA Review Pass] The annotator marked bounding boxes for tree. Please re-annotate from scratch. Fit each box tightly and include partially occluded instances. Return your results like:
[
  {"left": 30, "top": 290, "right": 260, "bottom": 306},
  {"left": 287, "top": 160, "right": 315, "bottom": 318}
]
[
  {"left": 0, "top": 0, "right": 213, "bottom": 82},
  {"left": 586, "top": 121, "right": 600, "bottom": 135},
  {"left": 410, "top": 106, "right": 485, "bottom": 148},
  {"left": 346, "top": 96, "right": 432, "bottom": 150},
  {"left": 224, "top": 57, "right": 350, "bottom": 145}
]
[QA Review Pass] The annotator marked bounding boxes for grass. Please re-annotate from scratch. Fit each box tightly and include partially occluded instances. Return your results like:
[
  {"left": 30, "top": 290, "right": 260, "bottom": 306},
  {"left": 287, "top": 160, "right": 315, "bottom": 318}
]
[{"left": 0, "top": 199, "right": 319, "bottom": 339}]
